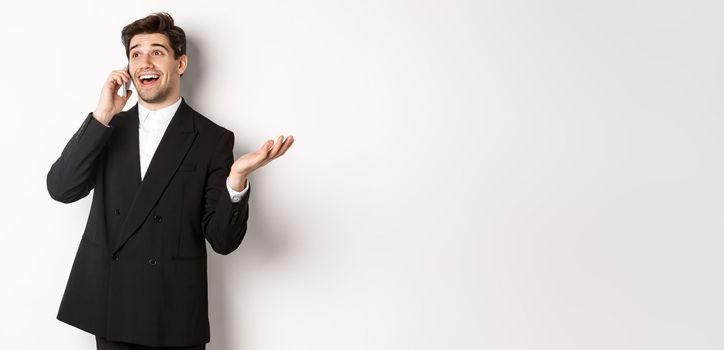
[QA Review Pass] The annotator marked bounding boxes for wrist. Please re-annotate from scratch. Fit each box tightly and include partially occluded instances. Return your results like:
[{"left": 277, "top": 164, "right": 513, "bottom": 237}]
[
  {"left": 92, "top": 110, "right": 113, "bottom": 125},
  {"left": 227, "top": 173, "right": 248, "bottom": 192}
]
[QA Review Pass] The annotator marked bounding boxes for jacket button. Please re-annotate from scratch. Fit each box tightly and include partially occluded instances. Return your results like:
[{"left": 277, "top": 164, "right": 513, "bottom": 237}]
[
  {"left": 148, "top": 259, "right": 158, "bottom": 266},
  {"left": 112, "top": 254, "right": 119, "bottom": 261},
  {"left": 115, "top": 209, "right": 121, "bottom": 215},
  {"left": 153, "top": 215, "right": 162, "bottom": 223}
]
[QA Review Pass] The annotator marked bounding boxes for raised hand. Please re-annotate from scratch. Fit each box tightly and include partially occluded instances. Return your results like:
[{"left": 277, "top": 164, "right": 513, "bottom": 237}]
[
  {"left": 228, "top": 135, "right": 294, "bottom": 190},
  {"left": 92, "top": 68, "right": 133, "bottom": 125}
]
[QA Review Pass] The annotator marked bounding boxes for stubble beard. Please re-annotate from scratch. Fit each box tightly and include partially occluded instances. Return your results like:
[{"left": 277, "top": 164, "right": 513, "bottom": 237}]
[{"left": 138, "top": 85, "right": 170, "bottom": 104}]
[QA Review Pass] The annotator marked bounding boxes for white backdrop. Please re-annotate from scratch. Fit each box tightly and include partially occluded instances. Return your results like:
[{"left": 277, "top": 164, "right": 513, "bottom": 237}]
[{"left": 1, "top": 0, "right": 723, "bottom": 349}]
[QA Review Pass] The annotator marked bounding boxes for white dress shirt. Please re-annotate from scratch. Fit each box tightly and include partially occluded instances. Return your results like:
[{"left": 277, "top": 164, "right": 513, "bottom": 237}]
[{"left": 103, "top": 98, "right": 249, "bottom": 202}]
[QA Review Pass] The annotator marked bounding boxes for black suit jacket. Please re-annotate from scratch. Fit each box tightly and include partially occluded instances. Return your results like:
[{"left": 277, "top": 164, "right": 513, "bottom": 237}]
[{"left": 47, "top": 99, "right": 250, "bottom": 347}]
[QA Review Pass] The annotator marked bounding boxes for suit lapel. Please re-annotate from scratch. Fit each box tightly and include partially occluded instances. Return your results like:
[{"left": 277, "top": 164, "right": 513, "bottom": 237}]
[{"left": 113, "top": 99, "right": 198, "bottom": 254}]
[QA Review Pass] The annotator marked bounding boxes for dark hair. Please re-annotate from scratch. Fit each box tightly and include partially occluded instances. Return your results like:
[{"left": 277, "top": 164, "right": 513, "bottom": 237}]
[{"left": 121, "top": 12, "right": 186, "bottom": 59}]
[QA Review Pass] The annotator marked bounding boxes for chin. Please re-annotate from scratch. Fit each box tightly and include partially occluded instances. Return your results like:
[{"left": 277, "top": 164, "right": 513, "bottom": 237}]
[{"left": 139, "top": 92, "right": 169, "bottom": 104}]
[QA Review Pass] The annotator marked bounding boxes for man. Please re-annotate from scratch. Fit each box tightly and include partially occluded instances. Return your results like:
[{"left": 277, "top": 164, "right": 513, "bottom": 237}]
[{"left": 47, "top": 13, "right": 293, "bottom": 349}]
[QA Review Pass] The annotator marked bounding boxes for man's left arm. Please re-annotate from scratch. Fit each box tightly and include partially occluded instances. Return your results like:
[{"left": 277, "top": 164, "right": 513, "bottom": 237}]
[
  {"left": 202, "top": 131, "right": 250, "bottom": 255},
  {"left": 202, "top": 130, "right": 294, "bottom": 255}
]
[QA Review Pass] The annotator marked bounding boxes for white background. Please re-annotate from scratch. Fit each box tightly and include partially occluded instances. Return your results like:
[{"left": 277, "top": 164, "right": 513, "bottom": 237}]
[{"left": 1, "top": 0, "right": 723, "bottom": 349}]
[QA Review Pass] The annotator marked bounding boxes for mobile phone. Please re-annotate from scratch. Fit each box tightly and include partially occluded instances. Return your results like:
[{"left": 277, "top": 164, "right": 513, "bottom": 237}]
[{"left": 121, "top": 66, "right": 131, "bottom": 97}]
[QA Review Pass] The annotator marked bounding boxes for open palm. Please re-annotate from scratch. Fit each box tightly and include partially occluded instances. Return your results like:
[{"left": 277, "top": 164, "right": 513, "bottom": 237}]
[{"left": 231, "top": 135, "right": 294, "bottom": 177}]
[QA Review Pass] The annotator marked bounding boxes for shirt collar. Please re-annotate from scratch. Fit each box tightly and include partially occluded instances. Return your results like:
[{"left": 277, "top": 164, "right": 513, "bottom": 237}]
[{"left": 138, "top": 97, "right": 183, "bottom": 126}]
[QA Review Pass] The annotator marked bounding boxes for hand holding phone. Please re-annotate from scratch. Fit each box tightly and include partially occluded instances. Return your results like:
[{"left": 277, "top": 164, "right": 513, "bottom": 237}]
[{"left": 94, "top": 67, "right": 133, "bottom": 125}]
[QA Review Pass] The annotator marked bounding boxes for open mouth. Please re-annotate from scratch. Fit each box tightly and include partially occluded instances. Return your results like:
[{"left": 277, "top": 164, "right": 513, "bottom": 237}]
[{"left": 138, "top": 74, "right": 160, "bottom": 87}]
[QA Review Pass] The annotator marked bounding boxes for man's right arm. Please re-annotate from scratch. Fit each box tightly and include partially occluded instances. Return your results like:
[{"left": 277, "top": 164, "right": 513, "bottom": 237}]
[
  {"left": 46, "top": 113, "right": 115, "bottom": 203},
  {"left": 46, "top": 69, "right": 132, "bottom": 203}
]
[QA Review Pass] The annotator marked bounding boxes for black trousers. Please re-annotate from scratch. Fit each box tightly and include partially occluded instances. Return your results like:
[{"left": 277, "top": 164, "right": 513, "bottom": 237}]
[{"left": 95, "top": 336, "right": 206, "bottom": 350}]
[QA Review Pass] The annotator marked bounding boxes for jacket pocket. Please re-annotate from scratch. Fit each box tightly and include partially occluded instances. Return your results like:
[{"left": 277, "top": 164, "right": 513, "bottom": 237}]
[
  {"left": 177, "top": 163, "right": 197, "bottom": 172},
  {"left": 171, "top": 255, "right": 206, "bottom": 261}
]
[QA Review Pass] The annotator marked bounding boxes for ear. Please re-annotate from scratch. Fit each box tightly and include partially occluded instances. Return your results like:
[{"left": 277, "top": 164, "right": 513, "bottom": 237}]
[{"left": 177, "top": 54, "right": 188, "bottom": 76}]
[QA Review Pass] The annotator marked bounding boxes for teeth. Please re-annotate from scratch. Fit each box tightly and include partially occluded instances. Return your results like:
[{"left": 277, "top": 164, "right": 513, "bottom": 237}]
[{"left": 139, "top": 74, "right": 159, "bottom": 80}]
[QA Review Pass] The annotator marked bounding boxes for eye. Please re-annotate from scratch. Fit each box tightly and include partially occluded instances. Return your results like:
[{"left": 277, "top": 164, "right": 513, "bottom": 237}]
[
  {"left": 131, "top": 52, "right": 139, "bottom": 58},
  {"left": 153, "top": 50, "right": 162, "bottom": 56}
]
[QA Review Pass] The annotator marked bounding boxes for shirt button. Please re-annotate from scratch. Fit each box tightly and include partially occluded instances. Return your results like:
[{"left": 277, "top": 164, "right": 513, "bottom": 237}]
[{"left": 148, "top": 259, "right": 158, "bottom": 266}]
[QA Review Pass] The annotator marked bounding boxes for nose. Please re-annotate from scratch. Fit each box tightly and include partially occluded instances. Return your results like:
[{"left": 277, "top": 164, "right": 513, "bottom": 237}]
[{"left": 136, "top": 53, "right": 154, "bottom": 70}]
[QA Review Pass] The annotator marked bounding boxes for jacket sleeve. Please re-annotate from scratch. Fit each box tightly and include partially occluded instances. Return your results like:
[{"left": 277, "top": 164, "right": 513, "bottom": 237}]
[
  {"left": 47, "top": 113, "right": 114, "bottom": 203},
  {"left": 202, "top": 130, "right": 251, "bottom": 255}
]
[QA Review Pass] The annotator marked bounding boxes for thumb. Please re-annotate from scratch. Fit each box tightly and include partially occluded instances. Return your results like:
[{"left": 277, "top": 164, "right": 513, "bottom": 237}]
[{"left": 259, "top": 139, "right": 273, "bottom": 152}]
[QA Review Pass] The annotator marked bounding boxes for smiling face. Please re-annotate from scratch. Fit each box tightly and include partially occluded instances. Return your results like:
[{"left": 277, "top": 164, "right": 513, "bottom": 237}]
[{"left": 128, "top": 33, "right": 187, "bottom": 110}]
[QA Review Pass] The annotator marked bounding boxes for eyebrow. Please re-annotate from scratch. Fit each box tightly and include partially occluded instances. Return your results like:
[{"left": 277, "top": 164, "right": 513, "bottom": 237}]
[{"left": 129, "top": 43, "right": 170, "bottom": 53}]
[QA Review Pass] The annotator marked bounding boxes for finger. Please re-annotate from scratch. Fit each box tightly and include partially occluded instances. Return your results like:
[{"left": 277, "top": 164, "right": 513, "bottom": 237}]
[
  {"left": 258, "top": 139, "right": 273, "bottom": 152},
  {"left": 271, "top": 135, "right": 291, "bottom": 159},
  {"left": 269, "top": 135, "right": 284, "bottom": 158},
  {"left": 110, "top": 74, "right": 124, "bottom": 87},
  {"left": 118, "top": 68, "right": 131, "bottom": 80},
  {"left": 277, "top": 136, "right": 294, "bottom": 157},
  {"left": 255, "top": 140, "right": 273, "bottom": 160},
  {"left": 106, "top": 74, "right": 118, "bottom": 87},
  {"left": 113, "top": 71, "right": 130, "bottom": 85}
]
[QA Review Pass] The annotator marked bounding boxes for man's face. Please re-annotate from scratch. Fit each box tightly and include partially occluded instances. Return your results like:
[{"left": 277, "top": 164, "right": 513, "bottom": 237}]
[{"left": 128, "top": 33, "right": 187, "bottom": 107}]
